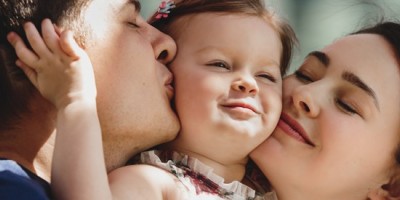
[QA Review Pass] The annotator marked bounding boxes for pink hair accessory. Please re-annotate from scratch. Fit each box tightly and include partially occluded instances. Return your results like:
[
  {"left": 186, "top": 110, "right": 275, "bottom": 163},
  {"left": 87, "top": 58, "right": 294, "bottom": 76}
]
[{"left": 155, "top": 0, "right": 176, "bottom": 19}]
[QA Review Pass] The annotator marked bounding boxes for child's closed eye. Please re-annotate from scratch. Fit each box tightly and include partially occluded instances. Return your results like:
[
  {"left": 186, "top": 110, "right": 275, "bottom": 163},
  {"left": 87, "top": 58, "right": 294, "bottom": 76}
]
[
  {"left": 206, "top": 61, "right": 231, "bottom": 70},
  {"left": 257, "top": 73, "right": 277, "bottom": 83}
]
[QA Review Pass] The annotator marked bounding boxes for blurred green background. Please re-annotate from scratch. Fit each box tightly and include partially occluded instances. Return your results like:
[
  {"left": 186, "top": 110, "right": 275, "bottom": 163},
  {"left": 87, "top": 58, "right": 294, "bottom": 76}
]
[{"left": 139, "top": 0, "right": 400, "bottom": 72}]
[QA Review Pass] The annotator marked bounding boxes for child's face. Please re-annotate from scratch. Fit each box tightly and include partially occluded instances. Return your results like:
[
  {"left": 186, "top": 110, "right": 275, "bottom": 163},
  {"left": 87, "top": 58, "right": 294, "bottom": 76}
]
[{"left": 168, "top": 13, "right": 283, "bottom": 160}]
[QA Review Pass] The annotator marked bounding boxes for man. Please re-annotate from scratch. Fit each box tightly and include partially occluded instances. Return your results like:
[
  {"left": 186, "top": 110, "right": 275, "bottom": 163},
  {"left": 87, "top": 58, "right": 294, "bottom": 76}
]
[{"left": 0, "top": 0, "right": 179, "bottom": 199}]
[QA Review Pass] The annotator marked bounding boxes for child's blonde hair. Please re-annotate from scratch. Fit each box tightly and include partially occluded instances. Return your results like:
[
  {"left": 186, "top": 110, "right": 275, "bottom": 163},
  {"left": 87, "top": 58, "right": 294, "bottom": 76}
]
[{"left": 150, "top": 0, "right": 297, "bottom": 75}]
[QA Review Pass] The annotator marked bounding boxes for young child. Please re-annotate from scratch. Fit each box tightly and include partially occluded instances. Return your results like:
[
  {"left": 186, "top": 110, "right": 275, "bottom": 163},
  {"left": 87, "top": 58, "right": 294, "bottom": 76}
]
[{"left": 8, "top": 0, "right": 296, "bottom": 199}]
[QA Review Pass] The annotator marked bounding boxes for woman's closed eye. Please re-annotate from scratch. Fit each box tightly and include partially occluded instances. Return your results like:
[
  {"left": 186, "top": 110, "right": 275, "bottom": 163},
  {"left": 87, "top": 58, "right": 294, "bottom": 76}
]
[
  {"left": 295, "top": 70, "right": 313, "bottom": 83},
  {"left": 335, "top": 98, "right": 359, "bottom": 116}
]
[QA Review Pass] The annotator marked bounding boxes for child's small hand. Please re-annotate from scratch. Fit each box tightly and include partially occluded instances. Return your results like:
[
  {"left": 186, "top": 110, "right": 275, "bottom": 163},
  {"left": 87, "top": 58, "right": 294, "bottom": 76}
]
[{"left": 7, "top": 19, "right": 96, "bottom": 110}]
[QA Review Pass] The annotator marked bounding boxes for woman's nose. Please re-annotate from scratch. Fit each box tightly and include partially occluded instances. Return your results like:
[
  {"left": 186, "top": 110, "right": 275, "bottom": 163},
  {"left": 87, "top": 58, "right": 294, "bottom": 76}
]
[{"left": 291, "top": 85, "right": 320, "bottom": 118}]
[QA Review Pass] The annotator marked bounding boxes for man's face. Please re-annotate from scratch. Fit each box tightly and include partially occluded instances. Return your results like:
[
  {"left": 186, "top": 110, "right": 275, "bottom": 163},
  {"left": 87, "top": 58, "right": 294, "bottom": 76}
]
[{"left": 80, "top": 0, "right": 179, "bottom": 168}]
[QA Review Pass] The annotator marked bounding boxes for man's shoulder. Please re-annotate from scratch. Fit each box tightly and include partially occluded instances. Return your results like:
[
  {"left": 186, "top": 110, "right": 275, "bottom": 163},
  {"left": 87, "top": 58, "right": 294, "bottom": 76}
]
[{"left": 0, "top": 159, "right": 52, "bottom": 200}]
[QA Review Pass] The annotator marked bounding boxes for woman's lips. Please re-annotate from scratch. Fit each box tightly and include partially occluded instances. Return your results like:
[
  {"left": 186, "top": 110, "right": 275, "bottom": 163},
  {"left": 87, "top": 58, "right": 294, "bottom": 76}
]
[{"left": 278, "top": 112, "right": 315, "bottom": 146}]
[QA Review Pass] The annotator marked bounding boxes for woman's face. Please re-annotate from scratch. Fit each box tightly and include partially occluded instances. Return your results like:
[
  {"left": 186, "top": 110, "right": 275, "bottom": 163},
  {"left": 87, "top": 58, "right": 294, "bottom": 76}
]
[{"left": 251, "top": 34, "right": 400, "bottom": 199}]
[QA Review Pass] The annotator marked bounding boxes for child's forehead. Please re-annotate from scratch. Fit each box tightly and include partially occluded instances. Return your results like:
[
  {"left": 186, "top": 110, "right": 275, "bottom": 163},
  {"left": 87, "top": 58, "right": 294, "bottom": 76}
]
[{"left": 171, "top": 12, "right": 271, "bottom": 32}]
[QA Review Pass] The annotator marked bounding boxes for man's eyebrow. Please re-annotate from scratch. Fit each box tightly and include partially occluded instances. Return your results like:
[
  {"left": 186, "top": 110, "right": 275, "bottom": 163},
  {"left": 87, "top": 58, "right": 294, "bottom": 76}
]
[
  {"left": 128, "top": 0, "right": 141, "bottom": 12},
  {"left": 342, "top": 71, "right": 380, "bottom": 111},
  {"left": 307, "top": 51, "right": 330, "bottom": 66}
]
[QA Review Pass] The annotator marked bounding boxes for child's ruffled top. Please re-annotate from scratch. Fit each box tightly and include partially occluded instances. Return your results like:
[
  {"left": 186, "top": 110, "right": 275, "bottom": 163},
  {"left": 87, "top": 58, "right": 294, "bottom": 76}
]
[{"left": 138, "top": 150, "right": 278, "bottom": 200}]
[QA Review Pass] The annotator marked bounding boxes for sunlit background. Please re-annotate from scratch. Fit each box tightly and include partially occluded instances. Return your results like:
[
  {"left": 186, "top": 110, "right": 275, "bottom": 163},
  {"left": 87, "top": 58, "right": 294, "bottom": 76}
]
[{"left": 139, "top": 0, "right": 400, "bottom": 72}]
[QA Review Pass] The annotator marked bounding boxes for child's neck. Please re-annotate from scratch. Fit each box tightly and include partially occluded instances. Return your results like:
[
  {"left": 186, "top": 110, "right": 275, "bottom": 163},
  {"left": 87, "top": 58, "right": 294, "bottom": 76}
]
[{"left": 160, "top": 141, "right": 248, "bottom": 183}]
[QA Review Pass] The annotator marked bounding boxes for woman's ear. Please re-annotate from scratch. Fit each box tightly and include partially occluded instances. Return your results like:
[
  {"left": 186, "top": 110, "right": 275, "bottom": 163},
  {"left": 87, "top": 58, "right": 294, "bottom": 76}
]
[
  {"left": 368, "top": 178, "right": 400, "bottom": 200},
  {"left": 367, "top": 186, "right": 390, "bottom": 200}
]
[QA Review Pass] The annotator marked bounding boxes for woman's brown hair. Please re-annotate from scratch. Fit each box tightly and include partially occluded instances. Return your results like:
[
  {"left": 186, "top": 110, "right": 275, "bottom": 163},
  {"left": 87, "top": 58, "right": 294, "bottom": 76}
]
[{"left": 353, "top": 21, "right": 400, "bottom": 199}]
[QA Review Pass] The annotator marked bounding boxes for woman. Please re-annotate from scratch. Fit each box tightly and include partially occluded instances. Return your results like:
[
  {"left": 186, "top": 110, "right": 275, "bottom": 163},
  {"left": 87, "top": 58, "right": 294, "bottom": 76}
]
[{"left": 251, "top": 21, "right": 400, "bottom": 200}]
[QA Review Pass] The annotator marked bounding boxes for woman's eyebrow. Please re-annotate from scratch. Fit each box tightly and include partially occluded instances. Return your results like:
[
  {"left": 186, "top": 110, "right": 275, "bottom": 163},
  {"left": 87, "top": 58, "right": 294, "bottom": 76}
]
[
  {"left": 307, "top": 51, "right": 330, "bottom": 66},
  {"left": 307, "top": 51, "right": 380, "bottom": 111},
  {"left": 342, "top": 71, "right": 380, "bottom": 111}
]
